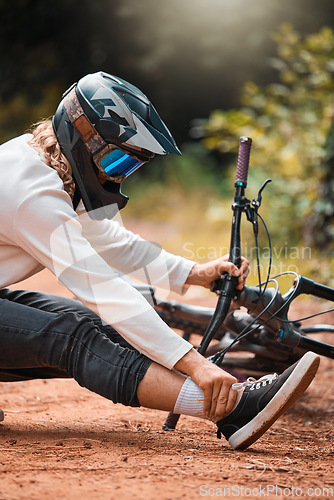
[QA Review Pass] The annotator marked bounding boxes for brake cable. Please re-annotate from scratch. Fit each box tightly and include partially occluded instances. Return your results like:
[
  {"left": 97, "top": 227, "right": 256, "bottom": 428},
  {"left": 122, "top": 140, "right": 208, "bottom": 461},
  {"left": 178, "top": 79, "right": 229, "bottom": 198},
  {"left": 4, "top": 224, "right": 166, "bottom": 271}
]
[
  {"left": 212, "top": 278, "right": 280, "bottom": 365},
  {"left": 278, "top": 308, "right": 334, "bottom": 323},
  {"left": 249, "top": 179, "right": 272, "bottom": 301},
  {"left": 255, "top": 270, "right": 334, "bottom": 325},
  {"left": 257, "top": 212, "right": 272, "bottom": 295}
]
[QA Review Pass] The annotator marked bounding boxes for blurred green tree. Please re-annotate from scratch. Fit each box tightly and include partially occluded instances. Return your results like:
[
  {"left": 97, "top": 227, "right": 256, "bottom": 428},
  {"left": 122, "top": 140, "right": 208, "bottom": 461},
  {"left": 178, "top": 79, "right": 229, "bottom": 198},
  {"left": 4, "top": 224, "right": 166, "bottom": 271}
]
[
  {"left": 2, "top": 0, "right": 334, "bottom": 144},
  {"left": 200, "top": 24, "right": 334, "bottom": 251}
]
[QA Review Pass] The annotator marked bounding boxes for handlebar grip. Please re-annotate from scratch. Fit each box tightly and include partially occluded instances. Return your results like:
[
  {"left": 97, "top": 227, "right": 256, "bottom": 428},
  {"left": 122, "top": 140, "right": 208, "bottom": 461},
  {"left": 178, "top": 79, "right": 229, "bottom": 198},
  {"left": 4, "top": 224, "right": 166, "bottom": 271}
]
[{"left": 235, "top": 136, "right": 252, "bottom": 186}]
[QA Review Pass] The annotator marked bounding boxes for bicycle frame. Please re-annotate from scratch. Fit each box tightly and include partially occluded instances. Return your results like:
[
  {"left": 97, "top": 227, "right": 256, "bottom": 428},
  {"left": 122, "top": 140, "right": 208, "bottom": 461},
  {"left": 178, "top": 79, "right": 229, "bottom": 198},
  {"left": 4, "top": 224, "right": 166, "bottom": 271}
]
[
  {"left": 233, "top": 278, "right": 334, "bottom": 358},
  {"left": 152, "top": 278, "right": 334, "bottom": 353}
]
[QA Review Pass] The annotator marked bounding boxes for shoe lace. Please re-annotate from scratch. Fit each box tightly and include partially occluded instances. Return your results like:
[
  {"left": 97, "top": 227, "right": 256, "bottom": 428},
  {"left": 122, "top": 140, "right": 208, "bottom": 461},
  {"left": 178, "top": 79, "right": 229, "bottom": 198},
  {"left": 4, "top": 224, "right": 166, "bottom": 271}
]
[
  {"left": 232, "top": 373, "right": 278, "bottom": 391},
  {"left": 216, "top": 373, "right": 279, "bottom": 439}
]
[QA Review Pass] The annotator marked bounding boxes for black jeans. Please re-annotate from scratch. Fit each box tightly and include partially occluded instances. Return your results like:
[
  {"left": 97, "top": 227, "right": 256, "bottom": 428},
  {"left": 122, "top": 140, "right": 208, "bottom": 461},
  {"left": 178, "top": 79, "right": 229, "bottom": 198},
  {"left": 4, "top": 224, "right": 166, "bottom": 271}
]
[{"left": 0, "top": 289, "right": 152, "bottom": 407}]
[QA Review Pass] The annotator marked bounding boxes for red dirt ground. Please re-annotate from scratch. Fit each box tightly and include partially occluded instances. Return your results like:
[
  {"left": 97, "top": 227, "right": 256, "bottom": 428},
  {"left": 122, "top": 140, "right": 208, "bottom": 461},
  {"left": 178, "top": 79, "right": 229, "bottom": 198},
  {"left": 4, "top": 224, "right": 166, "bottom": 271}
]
[{"left": 0, "top": 253, "right": 333, "bottom": 499}]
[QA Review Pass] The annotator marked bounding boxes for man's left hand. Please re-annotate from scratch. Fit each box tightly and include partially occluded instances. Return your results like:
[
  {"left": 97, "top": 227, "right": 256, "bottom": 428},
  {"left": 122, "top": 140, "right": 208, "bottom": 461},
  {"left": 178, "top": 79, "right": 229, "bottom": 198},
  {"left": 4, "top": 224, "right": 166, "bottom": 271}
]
[{"left": 185, "top": 254, "right": 250, "bottom": 291}]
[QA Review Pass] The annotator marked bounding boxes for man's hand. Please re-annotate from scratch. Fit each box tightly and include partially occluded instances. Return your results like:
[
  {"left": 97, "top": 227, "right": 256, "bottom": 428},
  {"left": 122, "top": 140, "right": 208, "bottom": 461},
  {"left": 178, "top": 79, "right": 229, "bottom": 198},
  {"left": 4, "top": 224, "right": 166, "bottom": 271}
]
[
  {"left": 185, "top": 254, "right": 250, "bottom": 291},
  {"left": 174, "top": 349, "right": 238, "bottom": 421}
]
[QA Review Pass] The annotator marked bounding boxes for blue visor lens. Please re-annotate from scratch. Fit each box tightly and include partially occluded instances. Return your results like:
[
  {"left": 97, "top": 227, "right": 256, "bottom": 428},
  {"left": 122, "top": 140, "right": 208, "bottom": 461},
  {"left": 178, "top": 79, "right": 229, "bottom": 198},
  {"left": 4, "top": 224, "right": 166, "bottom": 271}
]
[{"left": 99, "top": 149, "right": 145, "bottom": 180}]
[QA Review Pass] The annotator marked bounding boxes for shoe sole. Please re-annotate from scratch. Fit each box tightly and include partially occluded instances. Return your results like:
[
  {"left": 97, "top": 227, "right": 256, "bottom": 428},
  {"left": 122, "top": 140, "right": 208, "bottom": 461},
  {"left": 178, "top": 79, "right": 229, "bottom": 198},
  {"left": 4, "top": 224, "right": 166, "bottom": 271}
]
[{"left": 229, "top": 351, "right": 320, "bottom": 450}]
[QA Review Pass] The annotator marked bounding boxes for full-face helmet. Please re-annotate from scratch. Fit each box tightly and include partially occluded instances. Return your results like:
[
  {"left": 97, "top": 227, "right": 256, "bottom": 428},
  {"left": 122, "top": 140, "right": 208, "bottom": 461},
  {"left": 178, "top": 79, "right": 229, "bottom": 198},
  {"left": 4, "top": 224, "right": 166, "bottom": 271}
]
[{"left": 52, "top": 71, "right": 180, "bottom": 219}]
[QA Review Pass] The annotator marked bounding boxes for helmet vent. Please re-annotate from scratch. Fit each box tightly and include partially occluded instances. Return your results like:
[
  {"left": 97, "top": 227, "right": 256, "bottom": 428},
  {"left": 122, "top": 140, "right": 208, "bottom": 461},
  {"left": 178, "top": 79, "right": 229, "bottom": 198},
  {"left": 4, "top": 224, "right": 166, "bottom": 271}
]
[
  {"left": 106, "top": 109, "right": 130, "bottom": 127},
  {"left": 115, "top": 90, "right": 150, "bottom": 122}
]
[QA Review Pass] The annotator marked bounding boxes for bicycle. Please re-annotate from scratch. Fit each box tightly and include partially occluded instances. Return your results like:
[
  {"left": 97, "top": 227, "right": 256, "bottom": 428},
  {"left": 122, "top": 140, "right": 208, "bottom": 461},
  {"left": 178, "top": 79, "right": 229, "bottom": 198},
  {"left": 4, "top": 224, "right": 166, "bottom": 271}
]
[{"left": 136, "top": 136, "right": 334, "bottom": 429}]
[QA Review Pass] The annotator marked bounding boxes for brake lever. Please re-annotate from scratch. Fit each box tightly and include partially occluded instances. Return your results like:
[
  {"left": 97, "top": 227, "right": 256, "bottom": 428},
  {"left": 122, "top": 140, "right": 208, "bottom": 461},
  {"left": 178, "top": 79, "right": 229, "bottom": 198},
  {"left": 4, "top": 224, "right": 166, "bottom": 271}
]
[
  {"left": 243, "top": 178, "right": 272, "bottom": 238},
  {"left": 253, "top": 178, "right": 272, "bottom": 210}
]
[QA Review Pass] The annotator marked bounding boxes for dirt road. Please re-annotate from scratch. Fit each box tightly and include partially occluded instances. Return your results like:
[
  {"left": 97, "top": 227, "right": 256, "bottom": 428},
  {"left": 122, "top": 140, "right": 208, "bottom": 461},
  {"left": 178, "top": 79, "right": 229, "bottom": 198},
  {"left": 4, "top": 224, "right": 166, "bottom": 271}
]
[{"left": 0, "top": 268, "right": 333, "bottom": 500}]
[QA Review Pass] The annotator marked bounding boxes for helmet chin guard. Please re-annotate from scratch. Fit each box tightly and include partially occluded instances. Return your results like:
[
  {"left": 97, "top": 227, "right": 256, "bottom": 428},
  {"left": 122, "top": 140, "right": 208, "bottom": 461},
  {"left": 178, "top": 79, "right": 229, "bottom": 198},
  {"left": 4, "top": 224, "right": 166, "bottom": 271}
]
[{"left": 52, "top": 71, "right": 181, "bottom": 220}]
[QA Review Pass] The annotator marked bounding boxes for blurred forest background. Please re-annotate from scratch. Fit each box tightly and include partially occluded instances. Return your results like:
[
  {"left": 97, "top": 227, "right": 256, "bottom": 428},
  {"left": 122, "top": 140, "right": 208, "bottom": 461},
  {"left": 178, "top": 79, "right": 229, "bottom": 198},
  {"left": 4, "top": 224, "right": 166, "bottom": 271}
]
[{"left": 1, "top": 0, "right": 333, "bottom": 286}]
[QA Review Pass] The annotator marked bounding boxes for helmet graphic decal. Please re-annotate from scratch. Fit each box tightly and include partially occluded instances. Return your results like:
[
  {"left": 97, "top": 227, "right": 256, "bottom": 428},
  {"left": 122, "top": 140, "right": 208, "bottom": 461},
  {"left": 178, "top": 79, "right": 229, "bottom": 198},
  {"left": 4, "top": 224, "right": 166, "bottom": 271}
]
[
  {"left": 90, "top": 88, "right": 134, "bottom": 128},
  {"left": 91, "top": 87, "right": 115, "bottom": 103}
]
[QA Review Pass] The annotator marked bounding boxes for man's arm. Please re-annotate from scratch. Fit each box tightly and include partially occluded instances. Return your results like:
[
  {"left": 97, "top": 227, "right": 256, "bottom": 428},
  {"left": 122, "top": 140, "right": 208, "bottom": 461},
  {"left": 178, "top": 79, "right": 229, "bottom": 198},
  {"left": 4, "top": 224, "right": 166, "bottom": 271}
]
[{"left": 79, "top": 212, "right": 196, "bottom": 295}]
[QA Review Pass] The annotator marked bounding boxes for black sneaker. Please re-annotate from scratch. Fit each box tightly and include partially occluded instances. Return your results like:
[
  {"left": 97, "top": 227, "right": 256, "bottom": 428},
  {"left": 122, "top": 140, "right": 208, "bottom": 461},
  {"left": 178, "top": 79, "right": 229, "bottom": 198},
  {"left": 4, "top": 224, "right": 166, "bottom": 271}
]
[{"left": 216, "top": 351, "right": 320, "bottom": 450}]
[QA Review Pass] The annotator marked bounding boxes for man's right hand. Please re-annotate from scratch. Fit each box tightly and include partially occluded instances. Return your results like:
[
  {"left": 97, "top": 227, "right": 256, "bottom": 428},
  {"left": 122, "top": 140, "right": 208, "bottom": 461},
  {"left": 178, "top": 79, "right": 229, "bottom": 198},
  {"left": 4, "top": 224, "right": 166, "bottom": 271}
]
[{"left": 174, "top": 348, "right": 238, "bottom": 421}]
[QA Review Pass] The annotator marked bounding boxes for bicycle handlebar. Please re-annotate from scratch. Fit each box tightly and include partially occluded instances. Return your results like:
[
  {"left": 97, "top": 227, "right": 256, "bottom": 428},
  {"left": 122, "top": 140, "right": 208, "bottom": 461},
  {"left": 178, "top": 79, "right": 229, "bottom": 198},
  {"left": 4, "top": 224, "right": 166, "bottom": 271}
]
[{"left": 198, "top": 136, "right": 253, "bottom": 355}]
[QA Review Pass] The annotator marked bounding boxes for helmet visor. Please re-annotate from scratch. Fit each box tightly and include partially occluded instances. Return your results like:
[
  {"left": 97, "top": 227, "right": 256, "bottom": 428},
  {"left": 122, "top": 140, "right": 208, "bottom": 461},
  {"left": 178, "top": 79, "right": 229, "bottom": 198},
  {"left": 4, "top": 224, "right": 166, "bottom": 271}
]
[{"left": 94, "top": 145, "right": 146, "bottom": 183}]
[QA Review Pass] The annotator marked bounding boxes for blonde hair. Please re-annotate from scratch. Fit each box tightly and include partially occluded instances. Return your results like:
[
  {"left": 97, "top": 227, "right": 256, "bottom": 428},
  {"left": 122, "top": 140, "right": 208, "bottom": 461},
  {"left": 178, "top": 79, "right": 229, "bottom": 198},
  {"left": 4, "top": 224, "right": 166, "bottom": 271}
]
[{"left": 28, "top": 119, "right": 76, "bottom": 199}]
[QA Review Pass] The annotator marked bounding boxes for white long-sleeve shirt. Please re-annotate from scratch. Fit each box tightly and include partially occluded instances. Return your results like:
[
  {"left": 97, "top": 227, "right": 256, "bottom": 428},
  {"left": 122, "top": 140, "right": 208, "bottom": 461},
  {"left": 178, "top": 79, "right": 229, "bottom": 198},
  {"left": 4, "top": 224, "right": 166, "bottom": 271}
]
[{"left": 0, "top": 134, "right": 196, "bottom": 369}]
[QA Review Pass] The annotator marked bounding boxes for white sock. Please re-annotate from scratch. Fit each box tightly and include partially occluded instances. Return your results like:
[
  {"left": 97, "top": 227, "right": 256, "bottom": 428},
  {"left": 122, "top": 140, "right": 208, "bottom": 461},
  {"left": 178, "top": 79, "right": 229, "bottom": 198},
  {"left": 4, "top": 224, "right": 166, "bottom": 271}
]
[
  {"left": 173, "top": 376, "right": 244, "bottom": 421},
  {"left": 173, "top": 376, "right": 208, "bottom": 420}
]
